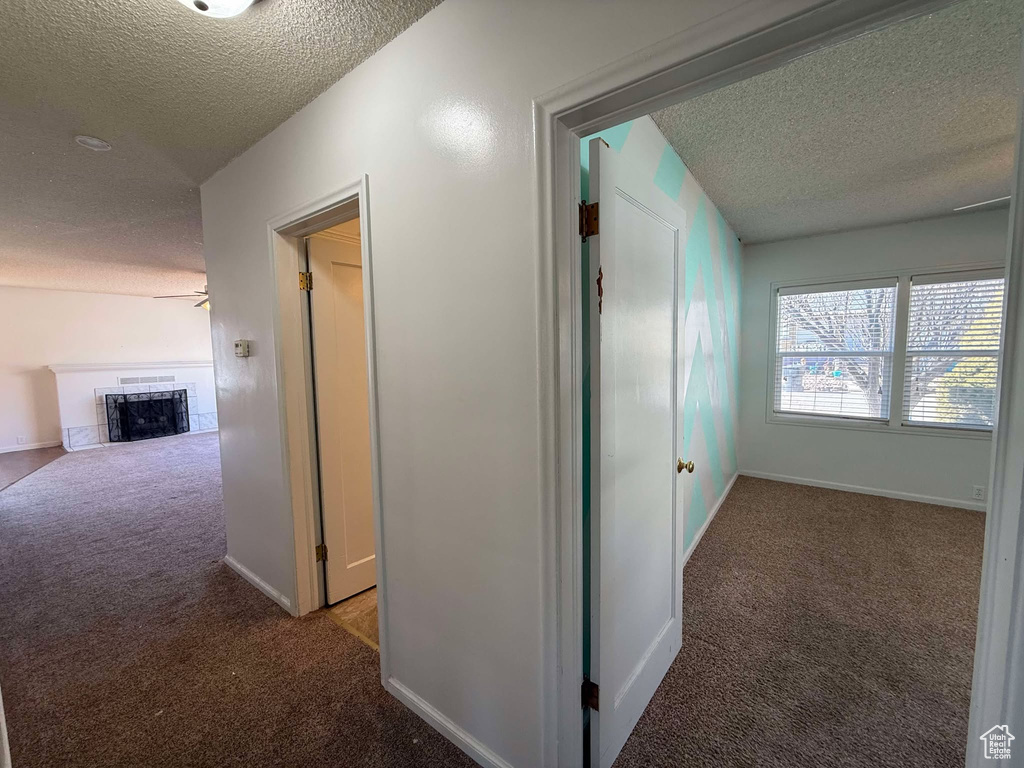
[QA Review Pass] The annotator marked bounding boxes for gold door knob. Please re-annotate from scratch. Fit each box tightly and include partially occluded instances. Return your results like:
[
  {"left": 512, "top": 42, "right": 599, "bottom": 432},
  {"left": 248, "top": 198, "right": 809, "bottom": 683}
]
[{"left": 677, "top": 458, "right": 694, "bottom": 474}]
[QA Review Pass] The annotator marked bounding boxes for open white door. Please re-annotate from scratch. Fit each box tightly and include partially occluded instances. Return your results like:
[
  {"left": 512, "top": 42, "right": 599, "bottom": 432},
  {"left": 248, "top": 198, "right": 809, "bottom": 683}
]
[
  {"left": 308, "top": 229, "right": 377, "bottom": 604},
  {"left": 588, "top": 138, "right": 687, "bottom": 768}
]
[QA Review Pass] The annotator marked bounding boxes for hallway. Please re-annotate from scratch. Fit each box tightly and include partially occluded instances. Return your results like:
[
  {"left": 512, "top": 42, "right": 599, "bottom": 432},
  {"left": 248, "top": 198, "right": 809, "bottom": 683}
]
[{"left": 0, "top": 433, "right": 472, "bottom": 767}]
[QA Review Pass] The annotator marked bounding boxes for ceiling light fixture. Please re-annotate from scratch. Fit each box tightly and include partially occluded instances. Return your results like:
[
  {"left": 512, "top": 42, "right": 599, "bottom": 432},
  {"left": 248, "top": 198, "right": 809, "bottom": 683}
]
[
  {"left": 176, "top": 0, "right": 255, "bottom": 18},
  {"left": 74, "top": 135, "right": 111, "bottom": 152},
  {"left": 954, "top": 196, "right": 1011, "bottom": 212}
]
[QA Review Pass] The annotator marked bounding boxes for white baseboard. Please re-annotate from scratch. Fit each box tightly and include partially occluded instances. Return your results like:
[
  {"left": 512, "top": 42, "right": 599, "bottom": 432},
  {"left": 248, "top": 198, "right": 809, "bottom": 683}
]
[
  {"left": 683, "top": 472, "right": 738, "bottom": 566},
  {"left": 386, "top": 677, "right": 514, "bottom": 768},
  {"left": 738, "top": 470, "right": 984, "bottom": 512},
  {"left": 224, "top": 555, "right": 294, "bottom": 614},
  {"left": 0, "top": 678, "right": 10, "bottom": 768},
  {"left": 0, "top": 440, "right": 62, "bottom": 454}
]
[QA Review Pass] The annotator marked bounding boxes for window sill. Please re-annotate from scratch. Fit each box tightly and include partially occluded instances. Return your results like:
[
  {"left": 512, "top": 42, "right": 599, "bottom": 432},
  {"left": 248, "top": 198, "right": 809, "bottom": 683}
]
[{"left": 766, "top": 412, "right": 993, "bottom": 440}]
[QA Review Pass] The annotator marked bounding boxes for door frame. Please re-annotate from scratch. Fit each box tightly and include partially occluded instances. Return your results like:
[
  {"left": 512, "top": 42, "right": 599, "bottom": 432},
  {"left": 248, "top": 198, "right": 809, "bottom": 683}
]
[
  {"left": 533, "top": 1, "right": 1024, "bottom": 764},
  {"left": 266, "top": 175, "right": 390, "bottom": 676}
]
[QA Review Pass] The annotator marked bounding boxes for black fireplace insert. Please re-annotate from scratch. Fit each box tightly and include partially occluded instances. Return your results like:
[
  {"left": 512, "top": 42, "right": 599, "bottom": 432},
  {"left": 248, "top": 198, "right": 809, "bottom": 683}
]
[{"left": 106, "top": 390, "right": 190, "bottom": 443}]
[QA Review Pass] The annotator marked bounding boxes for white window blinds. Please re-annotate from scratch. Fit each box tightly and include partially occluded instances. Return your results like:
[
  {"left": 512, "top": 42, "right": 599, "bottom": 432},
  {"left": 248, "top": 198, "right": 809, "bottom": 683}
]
[
  {"left": 903, "top": 276, "right": 1005, "bottom": 429},
  {"left": 774, "top": 282, "right": 897, "bottom": 420}
]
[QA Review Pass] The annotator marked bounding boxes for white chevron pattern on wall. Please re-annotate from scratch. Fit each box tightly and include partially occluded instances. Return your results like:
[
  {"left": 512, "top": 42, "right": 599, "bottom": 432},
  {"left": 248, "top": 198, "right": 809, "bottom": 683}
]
[{"left": 582, "top": 116, "right": 741, "bottom": 555}]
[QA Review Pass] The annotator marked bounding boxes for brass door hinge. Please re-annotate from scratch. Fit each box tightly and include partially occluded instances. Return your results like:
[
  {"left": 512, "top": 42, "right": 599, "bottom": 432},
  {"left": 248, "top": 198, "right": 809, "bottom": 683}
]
[
  {"left": 299, "top": 271, "right": 313, "bottom": 291},
  {"left": 579, "top": 201, "right": 599, "bottom": 242},
  {"left": 581, "top": 677, "right": 599, "bottom": 711},
  {"left": 315, "top": 544, "right": 328, "bottom": 562}
]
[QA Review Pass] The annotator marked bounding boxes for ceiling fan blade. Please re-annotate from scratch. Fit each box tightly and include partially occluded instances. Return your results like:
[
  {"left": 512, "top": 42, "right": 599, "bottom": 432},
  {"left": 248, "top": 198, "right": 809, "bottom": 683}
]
[{"left": 153, "top": 294, "right": 199, "bottom": 299}]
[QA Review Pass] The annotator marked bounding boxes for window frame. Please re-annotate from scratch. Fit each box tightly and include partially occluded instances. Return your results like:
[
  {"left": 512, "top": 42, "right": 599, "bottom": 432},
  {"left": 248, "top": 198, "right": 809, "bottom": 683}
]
[{"left": 766, "top": 262, "right": 1005, "bottom": 440}]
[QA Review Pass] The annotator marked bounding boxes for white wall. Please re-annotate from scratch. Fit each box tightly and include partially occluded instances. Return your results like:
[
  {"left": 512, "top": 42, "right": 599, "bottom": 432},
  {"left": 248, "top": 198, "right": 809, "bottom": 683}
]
[
  {"left": 738, "top": 209, "right": 1007, "bottom": 509},
  {"left": 199, "top": 2, "right": 830, "bottom": 766},
  {"left": 0, "top": 286, "right": 213, "bottom": 452}
]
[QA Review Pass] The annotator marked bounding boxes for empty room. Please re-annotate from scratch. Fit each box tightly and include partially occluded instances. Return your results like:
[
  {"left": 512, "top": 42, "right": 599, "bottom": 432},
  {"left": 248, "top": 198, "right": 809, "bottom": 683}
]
[
  {"left": 578, "top": 1, "right": 1014, "bottom": 765},
  {"left": 3, "top": 1, "right": 1024, "bottom": 767}
]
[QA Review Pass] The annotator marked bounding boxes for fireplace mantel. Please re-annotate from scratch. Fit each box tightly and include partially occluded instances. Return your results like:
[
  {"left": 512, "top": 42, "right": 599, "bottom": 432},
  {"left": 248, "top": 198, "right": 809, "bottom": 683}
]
[{"left": 48, "top": 360, "right": 213, "bottom": 374}]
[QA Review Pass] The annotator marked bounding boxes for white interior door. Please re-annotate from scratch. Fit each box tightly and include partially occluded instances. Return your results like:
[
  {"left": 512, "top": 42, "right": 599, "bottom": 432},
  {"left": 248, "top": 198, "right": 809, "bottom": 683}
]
[
  {"left": 588, "top": 138, "right": 686, "bottom": 768},
  {"left": 308, "top": 229, "right": 377, "bottom": 604}
]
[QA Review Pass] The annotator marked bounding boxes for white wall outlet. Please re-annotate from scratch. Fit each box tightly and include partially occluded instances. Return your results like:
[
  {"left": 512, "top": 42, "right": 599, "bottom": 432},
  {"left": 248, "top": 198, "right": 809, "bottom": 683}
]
[
  {"left": 973, "top": 485, "right": 987, "bottom": 501},
  {"left": 233, "top": 339, "right": 250, "bottom": 358},
  {"left": 16, "top": 436, "right": 27, "bottom": 445}
]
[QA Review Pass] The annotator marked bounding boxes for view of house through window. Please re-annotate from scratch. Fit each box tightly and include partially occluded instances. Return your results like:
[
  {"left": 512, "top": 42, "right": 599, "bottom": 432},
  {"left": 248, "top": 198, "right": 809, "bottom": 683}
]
[
  {"left": 774, "top": 273, "right": 1006, "bottom": 429},
  {"left": 903, "top": 275, "right": 1005, "bottom": 428},
  {"left": 775, "top": 282, "right": 897, "bottom": 420}
]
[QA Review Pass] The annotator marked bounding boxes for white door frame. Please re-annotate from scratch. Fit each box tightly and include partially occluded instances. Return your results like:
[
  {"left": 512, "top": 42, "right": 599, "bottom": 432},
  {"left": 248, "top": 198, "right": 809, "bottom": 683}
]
[
  {"left": 266, "top": 175, "right": 391, "bottom": 679},
  {"left": 533, "top": 1, "right": 1024, "bottom": 764}
]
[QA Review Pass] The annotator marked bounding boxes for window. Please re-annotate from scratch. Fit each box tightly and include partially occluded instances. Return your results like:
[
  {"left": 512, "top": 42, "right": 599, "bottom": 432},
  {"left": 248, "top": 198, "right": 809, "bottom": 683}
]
[
  {"left": 770, "top": 269, "right": 1006, "bottom": 433},
  {"left": 774, "top": 281, "right": 897, "bottom": 420},
  {"left": 903, "top": 275, "right": 1005, "bottom": 429}
]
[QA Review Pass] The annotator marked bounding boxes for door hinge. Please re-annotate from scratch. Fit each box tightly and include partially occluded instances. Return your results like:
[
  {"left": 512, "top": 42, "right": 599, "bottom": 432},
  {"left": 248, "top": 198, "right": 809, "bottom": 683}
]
[
  {"left": 581, "top": 677, "right": 599, "bottom": 711},
  {"left": 315, "top": 544, "right": 328, "bottom": 562},
  {"left": 579, "top": 201, "right": 599, "bottom": 242},
  {"left": 299, "top": 271, "right": 313, "bottom": 291}
]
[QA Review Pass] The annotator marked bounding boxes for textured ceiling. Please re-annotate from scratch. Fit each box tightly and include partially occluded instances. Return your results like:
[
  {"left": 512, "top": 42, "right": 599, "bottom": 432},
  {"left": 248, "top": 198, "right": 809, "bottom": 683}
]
[
  {"left": 651, "top": 0, "right": 1024, "bottom": 244},
  {"left": 0, "top": 0, "right": 441, "bottom": 296}
]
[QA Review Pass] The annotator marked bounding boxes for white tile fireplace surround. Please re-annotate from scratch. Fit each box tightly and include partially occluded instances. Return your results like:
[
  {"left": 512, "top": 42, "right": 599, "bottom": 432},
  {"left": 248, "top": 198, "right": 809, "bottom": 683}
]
[{"left": 48, "top": 361, "right": 218, "bottom": 451}]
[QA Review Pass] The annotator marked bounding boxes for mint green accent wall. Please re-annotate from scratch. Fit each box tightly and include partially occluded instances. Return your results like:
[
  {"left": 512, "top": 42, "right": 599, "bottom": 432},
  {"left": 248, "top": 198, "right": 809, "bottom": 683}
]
[
  {"left": 653, "top": 144, "right": 687, "bottom": 201},
  {"left": 582, "top": 116, "right": 742, "bottom": 560},
  {"left": 684, "top": 480, "right": 707, "bottom": 551}
]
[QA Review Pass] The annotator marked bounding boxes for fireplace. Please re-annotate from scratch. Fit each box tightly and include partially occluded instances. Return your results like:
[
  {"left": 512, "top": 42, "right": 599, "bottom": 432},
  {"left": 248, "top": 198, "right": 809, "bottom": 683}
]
[{"left": 106, "top": 390, "right": 190, "bottom": 443}]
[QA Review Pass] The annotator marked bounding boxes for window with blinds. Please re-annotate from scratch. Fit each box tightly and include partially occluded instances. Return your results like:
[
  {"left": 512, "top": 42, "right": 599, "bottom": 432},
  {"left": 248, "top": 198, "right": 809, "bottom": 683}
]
[
  {"left": 903, "top": 275, "right": 1005, "bottom": 429},
  {"left": 774, "top": 281, "right": 897, "bottom": 420}
]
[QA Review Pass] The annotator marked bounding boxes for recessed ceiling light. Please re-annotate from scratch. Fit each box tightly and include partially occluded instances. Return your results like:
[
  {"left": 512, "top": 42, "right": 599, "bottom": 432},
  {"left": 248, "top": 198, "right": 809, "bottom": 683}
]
[
  {"left": 176, "top": 0, "right": 255, "bottom": 18},
  {"left": 74, "top": 135, "right": 112, "bottom": 152}
]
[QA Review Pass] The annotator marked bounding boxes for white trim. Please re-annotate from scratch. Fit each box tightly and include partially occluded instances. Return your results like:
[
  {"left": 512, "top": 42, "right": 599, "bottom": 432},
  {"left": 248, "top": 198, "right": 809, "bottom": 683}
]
[
  {"left": 777, "top": 276, "right": 897, "bottom": 295},
  {"left": 739, "top": 470, "right": 986, "bottom": 512},
  {"left": 385, "top": 678, "right": 515, "bottom": 768},
  {"left": 968, "top": 33, "right": 1024, "bottom": 764},
  {"left": 265, "top": 176, "right": 391, "bottom": 681},
  {"left": 48, "top": 361, "right": 213, "bottom": 373},
  {"left": 766, "top": 411, "right": 995, "bottom": 441},
  {"left": 911, "top": 267, "right": 1005, "bottom": 286},
  {"left": 0, "top": 680, "right": 10, "bottom": 768},
  {"left": 224, "top": 555, "right": 293, "bottom": 613},
  {"left": 0, "top": 440, "right": 62, "bottom": 454},
  {"left": 535, "top": 2, "right": 962, "bottom": 763},
  {"left": 310, "top": 229, "right": 362, "bottom": 245},
  {"left": 682, "top": 473, "right": 738, "bottom": 566}
]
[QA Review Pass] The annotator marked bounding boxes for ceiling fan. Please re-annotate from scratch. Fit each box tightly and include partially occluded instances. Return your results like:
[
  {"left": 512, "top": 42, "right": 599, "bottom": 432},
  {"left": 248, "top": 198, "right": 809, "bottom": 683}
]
[{"left": 154, "top": 285, "right": 210, "bottom": 310}]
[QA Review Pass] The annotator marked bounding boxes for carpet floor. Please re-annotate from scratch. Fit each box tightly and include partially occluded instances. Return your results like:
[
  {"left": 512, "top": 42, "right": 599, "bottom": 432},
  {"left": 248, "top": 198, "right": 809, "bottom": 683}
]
[
  {"left": 0, "top": 433, "right": 474, "bottom": 768},
  {"left": 613, "top": 475, "right": 985, "bottom": 768}
]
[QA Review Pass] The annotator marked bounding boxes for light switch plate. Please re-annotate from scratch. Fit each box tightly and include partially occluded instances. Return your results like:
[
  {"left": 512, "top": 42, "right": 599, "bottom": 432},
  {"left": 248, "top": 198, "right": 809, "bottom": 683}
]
[{"left": 234, "top": 339, "right": 250, "bottom": 358}]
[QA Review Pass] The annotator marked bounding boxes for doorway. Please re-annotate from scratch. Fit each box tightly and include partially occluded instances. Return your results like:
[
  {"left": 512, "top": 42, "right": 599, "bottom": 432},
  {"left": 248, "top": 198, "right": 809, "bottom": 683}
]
[
  {"left": 303, "top": 216, "right": 381, "bottom": 648},
  {"left": 554, "top": 2, "right": 1024, "bottom": 766},
  {"left": 268, "top": 178, "right": 388, "bottom": 652}
]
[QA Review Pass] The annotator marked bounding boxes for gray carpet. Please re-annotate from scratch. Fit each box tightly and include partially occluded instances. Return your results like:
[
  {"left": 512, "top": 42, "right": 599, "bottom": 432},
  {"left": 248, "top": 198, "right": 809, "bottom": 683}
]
[
  {"left": 0, "top": 433, "right": 474, "bottom": 768},
  {"left": 613, "top": 475, "right": 985, "bottom": 768}
]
